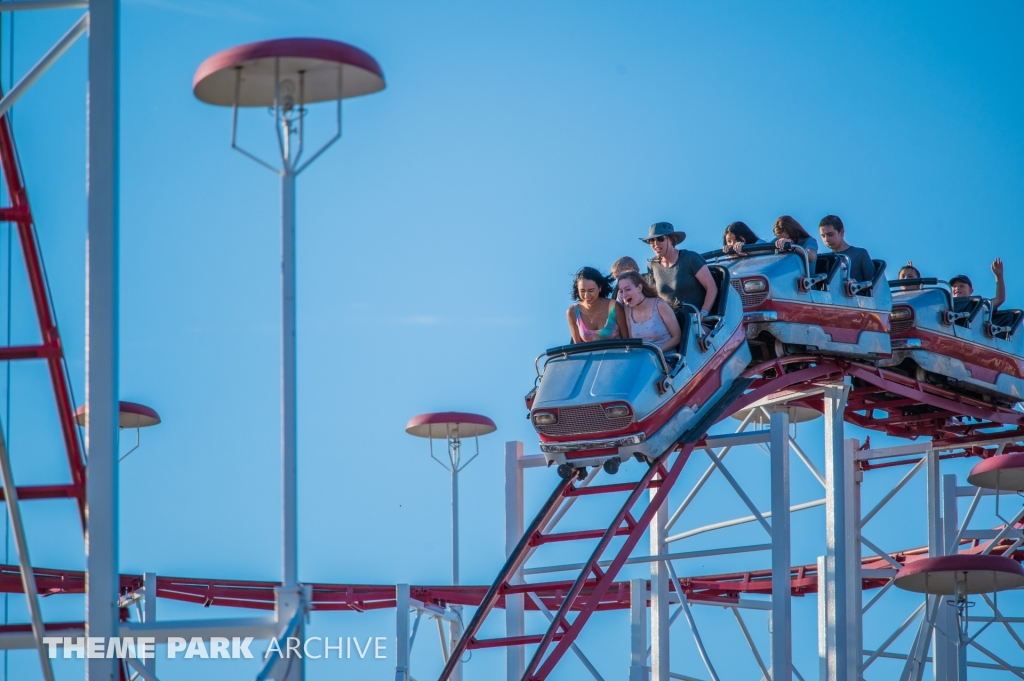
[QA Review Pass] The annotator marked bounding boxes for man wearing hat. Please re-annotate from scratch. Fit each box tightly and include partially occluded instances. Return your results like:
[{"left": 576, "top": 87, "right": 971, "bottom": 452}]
[
  {"left": 643, "top": 222, "right": 718, "bottom": 318},
  {"left": 951, "top": 258, "right": 1006, "bottom": 311}
]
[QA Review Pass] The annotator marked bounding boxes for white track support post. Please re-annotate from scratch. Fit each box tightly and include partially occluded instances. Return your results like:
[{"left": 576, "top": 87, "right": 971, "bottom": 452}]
[
  {"left": 143, "top": 572, "right": 156, "bottom": 676},
  {"left": 395, "top": 584, "right": 410, "bottom": 681},
  {"left": 849, "top": 437, "right": 862, "bottom": 680},
  {"left": 266, "top": 585, "right": 306, "bottom": 681},
  {"left": 0, "top": 424, "right": 54, "bottom": 681},
  {"left": 650, "top": 479, "right": 669, "bottom": 681},
  {"left": 930, "top": 466, "right": 956, "bottom": 680},
  {"left": 281, "top": 164, "right": 298, "bottom": 589},
  {"left": 939, "top": 474, "right": 962, "bottom": 680},
  {"left": 817, "top": 555, "right": 831, "bottom": 680},
  {"left": 824, "top": 383, "right": 860, "bottom": 681},
  {"left": 505, "top": 441, "right": 525, "bottom": 681},
  {"left": 85, "top": 1, "right": 120, "bottom": 680},
  {"left": 629, "top": 578, "right": 647, "bottom": 681},
  {"left": 770, "top": 411, "right": 792, "bottom": 681}
]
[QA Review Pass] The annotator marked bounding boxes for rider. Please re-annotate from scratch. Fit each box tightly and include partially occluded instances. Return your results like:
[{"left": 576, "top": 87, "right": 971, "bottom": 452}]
[
  {"left": 950, "top": 258, "right": 1006, "bottom": 311},
  {"left": 643, "top": 222, "right": 718, "bottom": 320},
  {"left": 773, "top": 215, "right": 818, "bottom": 263},
  {"left": 898, "top": 262, "right": 922, "bottom": 290},
  {"left": 818, "top": 214, "right": 875, "bottom": 285},
  {"left": 899, "top": 263, "right": 921, "bottom": 279},
  {"left": 617, "top": 271, "right": 682, "bottom": 351},
  {"left": 567, "top": 267, "right": 630, "bottom": 344},
  {"left": 722, "top": 221, "right": 766, "bottom": 256}
]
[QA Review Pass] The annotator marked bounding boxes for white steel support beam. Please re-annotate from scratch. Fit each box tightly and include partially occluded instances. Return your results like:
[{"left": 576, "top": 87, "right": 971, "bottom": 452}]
[
  {"left": 0, "top": 12, "right": 89, "bottom": 119},
  {"left": 505, "top": 441, "right": 525, "bottom": 681},
  {"left": 258, "top": 587, "right": 306, "bottom": 681},
  {"left": 395, "top": 584, "right": 410, "bottom": 681},
  {"left": 281, "top": 163, "right": 298, "bottom": 589},
  {"left": 629, "top": 578, "right": 647, "bottom": 681},
  {"left": 770, "top": 411, "right": 792, "bottom": 681},
  {"left": 817, "top": 555, "right": 831, "bottom": 681},
  {"left": 650, "top": 480, "right": 669, "bottom": 681},
  {"left": 0, "top": 424, "right": 55, "bottom": 681},
  {"left": 85, "top": 1, "right": 120, "bottom": 680},
  {"left": 142, "top": 572, "right": 156, "bottom": 677},
  {"left": 933, "top": 474, "right": 959, "bottom": 680},
  {"left": 823, "top": 383, "right": 860, "bottom": 681}
]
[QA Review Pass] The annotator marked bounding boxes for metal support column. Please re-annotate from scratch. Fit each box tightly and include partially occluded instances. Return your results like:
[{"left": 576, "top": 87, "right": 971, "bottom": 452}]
[
  {"left": 770, "top": 411, "right": 792, "bottom": 681},
  {"left": 395, "top": 584, "right": 410, "bottom": 681},
  {"left": 143, "top": 572, "right": 157, "bottom": 676},
  {"left": 281, "top": 165, "right": 298, "bottom": 589},
  {"left": 939, "top": 474, "right": 962, "bottom": 680},
  {"left": 505, "top": 441, "right": 525, "bottom": 681},
  {"left": 0, "top": 423, "right": 55, "bottom": 681},
  {"left": 823, "top": 383, "right": 858, "bottom": 681},
  {"left": 848, "top": 437, "right": 862, "bottom": 680},
  {"left": 929, "top": 468, "right": 957, "bottom": 680},
  {"left": 449, "top": 457, "right": 463, "bottom": 681},
  {"left": 818, "top": 555, "right": 831, "bottom": 680},
  {"left": 85, "top": 1, "right": 121, "bottom": 680},
  {"left": 630, "top": 578, "right": 647, "bottom": 681},
  {"left": 650, "top": 481, "right": 669, "bottom": 681}
]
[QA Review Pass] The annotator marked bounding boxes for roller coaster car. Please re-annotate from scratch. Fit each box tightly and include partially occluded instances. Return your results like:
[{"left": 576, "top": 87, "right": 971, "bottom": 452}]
[
  {"left": 526, "top": 265, "right": 751, "bottom": 475},
  {"left": 702, "top": 243, "right": 891, "bottom": 362},
  {"left": 878, "top": 278, "right": 1024, "bottom": 405}
]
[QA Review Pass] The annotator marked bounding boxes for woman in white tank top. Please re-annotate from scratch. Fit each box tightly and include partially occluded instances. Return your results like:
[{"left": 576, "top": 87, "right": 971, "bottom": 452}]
[{"left": 616, "top": 271, "right": 682, "bottom": 351}]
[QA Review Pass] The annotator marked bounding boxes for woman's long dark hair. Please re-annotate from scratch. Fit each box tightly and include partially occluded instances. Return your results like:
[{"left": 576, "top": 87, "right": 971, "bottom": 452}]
[
  {"left": 571, "top": 267, "right": 614, "bottom": 300},
  {"left": 723, "top": 221, "right": 761, "bottom": 246},
  {"left": 617, "top": 271, "right": 659, "bottom": 301},
  {"left": 773, "top": 215, "right": 811, "bottom": 242}
]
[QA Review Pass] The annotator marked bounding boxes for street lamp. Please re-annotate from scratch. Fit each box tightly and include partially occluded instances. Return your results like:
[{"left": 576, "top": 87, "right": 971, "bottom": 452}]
[
  {"left": 406, "top": 411, "right": 496, "bottom": 679},
  {"left": 193, "top": 38, "right": 385, "bottom": 681}
]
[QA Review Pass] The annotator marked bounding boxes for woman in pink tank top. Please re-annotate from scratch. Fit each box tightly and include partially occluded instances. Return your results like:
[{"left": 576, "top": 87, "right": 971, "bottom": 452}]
[{"left": 566, "top": 267, "right": 629, "bottom": 344}]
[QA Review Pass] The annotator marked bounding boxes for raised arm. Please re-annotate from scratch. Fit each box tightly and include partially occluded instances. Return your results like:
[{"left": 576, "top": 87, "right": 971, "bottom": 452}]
[
  {"left": 991, "top": 258, "right": 1006, "bottom": 311},
  {"left": 695, "top": 265, "right": 718, "bottom": 317}
]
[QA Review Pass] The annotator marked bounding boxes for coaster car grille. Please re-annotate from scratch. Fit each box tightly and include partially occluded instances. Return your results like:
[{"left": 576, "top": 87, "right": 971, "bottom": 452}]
[
  {"left": 536, "top": 404, "right": 633, "bottom": 436},
  {"left": 890, "top": 318, "right": 913, "bottom": 334}
]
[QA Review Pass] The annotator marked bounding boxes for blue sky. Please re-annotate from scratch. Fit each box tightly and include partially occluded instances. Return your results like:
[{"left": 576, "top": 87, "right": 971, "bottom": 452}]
[{"left": 0, "top": 0, "right": 1022, "bottom": 679}]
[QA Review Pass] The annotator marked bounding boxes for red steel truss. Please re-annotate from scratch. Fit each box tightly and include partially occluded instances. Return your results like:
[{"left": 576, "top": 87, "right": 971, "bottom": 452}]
[{"left": 0, "top": 107, "right": 86, "bottom": 524}]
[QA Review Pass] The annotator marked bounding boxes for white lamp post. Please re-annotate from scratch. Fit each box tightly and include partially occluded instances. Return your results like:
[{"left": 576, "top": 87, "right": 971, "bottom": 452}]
[{"left": 406, "top": 411, "right": 496, "bottom": 679}]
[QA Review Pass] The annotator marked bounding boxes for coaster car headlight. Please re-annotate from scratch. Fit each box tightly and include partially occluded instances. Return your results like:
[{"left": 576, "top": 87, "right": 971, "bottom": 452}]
[
  {"left": 532, "top": 410, "right": 557, "bottom": 426},
  {"left": 742, "top": 278, "right": 767, "bottom": 293},
  {"left": 603, "top": 403, "right": 632, "bottom": 419},
  {"left": 891, "top": 306, "right": 914, "bottom": 322}
]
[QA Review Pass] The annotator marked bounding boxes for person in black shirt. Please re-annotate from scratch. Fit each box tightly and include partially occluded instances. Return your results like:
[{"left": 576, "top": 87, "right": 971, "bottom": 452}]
[
  {"left": 818, "top": 214, "right": 875, "bottom": 285},
  {"left": 642, "top": 222, "right": 718, "bottom": 318}
]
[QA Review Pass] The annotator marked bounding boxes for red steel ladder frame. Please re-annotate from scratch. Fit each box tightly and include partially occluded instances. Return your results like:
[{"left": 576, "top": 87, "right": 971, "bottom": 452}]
[
  {"left": 438, "top": 378, "right": 752, "bottom": 681},
  {"left": 0, "top": 107, "right": 86, "bottom": 524}
]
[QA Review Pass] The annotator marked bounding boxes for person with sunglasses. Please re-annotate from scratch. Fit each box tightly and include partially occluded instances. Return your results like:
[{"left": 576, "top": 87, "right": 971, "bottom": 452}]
[{"left": 642, "top": 222, "right": 718, "bottom": 320}]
